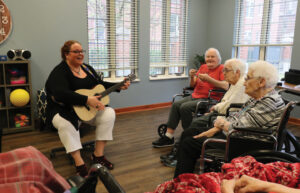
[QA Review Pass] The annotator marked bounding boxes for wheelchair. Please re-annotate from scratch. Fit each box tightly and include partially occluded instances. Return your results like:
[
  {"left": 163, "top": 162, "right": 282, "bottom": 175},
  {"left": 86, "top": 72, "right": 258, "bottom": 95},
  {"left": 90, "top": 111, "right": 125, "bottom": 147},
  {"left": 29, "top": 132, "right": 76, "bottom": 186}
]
[
  {"left": 67, "top": 164, "right": 125, "bottom": 193},
  {"left": 197, "top": 100, "right": 300, "bottom": 174},
  {"left": 157, "top": 87, "right": 226, "bottom": 137}
]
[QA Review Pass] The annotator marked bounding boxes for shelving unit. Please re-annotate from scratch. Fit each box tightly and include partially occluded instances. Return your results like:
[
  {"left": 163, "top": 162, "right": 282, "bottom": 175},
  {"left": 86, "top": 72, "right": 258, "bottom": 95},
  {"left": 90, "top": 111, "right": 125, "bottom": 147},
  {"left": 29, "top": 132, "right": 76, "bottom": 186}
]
[{"left": 0, "top": 60, "right": 34, "bottom": 134}]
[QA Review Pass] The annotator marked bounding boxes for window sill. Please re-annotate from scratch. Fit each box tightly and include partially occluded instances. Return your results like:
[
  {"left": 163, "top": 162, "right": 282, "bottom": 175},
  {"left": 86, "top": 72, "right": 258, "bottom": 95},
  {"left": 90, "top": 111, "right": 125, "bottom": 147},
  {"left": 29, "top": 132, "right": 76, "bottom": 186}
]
[
  {"left": 103, "top": 78, "right": 140, "bottom": 83},
  {"left": 149, "top": 75, "right": 189, "bottom": 80}
]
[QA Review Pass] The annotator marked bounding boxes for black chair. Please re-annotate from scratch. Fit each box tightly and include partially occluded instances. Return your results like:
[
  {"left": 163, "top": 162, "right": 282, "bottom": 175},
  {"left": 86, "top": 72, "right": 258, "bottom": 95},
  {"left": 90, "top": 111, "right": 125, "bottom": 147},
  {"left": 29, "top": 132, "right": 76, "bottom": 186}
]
[
  {"left": 277, "top": 89, "right": 300, "bottom": 158},
  {"left": 67, "top": 164, "right": 125, "bottom": 193},
  {"left": 198, "top": 101, "right": 298, "bottom": 174},
  {"left": 36, "top": 88, "right": 95, "bottom": 164},
  {"left": 193, "top": 89, "right": 226, "bottom": 118},
  {"left": 157, "top": 88, "right": 226, "bottom": 137}
]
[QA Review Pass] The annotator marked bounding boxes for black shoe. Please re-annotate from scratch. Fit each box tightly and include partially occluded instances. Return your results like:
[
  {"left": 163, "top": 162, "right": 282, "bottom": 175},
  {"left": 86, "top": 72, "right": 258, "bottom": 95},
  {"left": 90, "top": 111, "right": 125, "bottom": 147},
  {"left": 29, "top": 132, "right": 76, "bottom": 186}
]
[
  {"left": 76, "top": 164, "right": 88, "bottom": 177},
  {"left": 160, "top": 146, "right": 177, "bottom": 161},
  {"left": 163, "top": 158, "right": 177, "bottom": 168},
  {"left": 152, "top": 136, "right": 174, "bottom": 148},
  {"left": 91, "top": 154, "right": 114, "bottom": 170}
]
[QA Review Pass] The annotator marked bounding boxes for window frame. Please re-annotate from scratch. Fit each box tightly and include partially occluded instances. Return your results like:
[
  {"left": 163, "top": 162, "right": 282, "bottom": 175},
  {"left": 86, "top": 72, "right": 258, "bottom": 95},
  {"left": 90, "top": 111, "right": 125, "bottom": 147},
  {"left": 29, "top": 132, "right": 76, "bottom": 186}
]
[
  {"left": 87, "top": 0, "right": 139, "bottom": 82},
  {"left": 232, "top": 0, "right": 298, "bottom": 77},
  {"left": 149, "top": 0, "right": 189, "bottom": 80}
]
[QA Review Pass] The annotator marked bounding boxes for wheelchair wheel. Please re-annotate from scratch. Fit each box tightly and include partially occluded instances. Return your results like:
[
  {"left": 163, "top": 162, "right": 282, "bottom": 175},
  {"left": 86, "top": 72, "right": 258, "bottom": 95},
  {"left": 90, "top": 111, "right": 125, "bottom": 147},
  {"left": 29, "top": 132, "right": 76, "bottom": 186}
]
[
  {"left": 157, "top": 124, "right": 167, "bottom": 137},
  {"left": 242, "top": 150, "right": 300, "bottom": 163}
]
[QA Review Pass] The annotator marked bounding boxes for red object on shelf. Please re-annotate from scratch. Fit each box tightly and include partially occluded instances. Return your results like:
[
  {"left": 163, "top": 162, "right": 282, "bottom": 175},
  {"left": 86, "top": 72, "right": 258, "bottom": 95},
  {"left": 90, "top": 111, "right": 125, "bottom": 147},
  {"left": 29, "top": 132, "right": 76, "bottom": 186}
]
[{"left": 10, "top": 76, "right": 26, "bottom": 84}]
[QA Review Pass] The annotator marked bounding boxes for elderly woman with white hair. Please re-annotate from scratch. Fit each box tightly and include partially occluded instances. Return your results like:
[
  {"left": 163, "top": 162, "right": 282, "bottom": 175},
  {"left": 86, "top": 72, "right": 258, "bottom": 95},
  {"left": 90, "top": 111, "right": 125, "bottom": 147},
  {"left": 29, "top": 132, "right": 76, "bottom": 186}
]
[
  {"left": 162, "top": 58, "right": 250, "bottom": 167},
  {"left": 173, "top": 60, "right": 285, "bottom": 178},
  {"left": 152, "top": 48, "right": 229, "bottom": 148}
]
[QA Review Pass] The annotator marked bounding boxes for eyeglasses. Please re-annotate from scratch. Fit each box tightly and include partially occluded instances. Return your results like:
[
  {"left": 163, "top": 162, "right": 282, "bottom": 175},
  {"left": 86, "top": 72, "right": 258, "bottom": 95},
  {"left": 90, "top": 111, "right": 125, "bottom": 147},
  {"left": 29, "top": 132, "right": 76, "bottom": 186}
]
[
  {"left": 244, "top": 76, "right": 259, "bottom": 81},
  {"left": 222, "top": 68, "right": 233, "bottom": 73},
  {"left": 69, "top": 50, "right": 86, "bottom": 54}
]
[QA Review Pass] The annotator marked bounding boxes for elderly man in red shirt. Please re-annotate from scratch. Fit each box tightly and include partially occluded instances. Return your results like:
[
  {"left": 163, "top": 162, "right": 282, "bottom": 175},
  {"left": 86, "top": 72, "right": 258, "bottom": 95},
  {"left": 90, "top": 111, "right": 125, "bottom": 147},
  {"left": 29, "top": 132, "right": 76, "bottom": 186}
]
[{"left": 152, "top": 48, "right": 228, "bottom": 148}]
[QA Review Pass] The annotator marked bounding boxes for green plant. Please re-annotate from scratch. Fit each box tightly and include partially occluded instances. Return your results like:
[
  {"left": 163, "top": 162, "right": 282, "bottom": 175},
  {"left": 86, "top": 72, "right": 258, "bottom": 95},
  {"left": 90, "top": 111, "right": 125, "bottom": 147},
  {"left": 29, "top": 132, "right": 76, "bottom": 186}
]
[{"left": 193, "top": 54, "right": 205, "bottom": 69}]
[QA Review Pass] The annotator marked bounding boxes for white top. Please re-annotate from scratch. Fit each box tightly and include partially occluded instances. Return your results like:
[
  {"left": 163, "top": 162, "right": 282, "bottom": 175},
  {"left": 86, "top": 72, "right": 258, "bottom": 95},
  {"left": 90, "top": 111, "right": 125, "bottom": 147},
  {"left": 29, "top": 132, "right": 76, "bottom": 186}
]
[{"left": 213, "top": 76, "right": 249, "bottom": 114}]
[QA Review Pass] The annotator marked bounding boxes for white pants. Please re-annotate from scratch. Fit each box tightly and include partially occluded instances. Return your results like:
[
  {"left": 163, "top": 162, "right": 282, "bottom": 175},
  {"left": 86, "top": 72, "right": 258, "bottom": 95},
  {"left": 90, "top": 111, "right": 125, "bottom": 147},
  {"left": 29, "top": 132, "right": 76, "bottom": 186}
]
[{"left": 52, "top": 107, "right": 115, "bottom": 153}]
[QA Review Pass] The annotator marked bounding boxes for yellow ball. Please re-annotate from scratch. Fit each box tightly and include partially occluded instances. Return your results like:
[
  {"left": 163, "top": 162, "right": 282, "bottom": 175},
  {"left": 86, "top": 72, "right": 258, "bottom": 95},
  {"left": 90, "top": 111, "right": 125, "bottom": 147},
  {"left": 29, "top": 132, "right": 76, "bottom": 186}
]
[{"left": 10, "top": 89, "right": 30, "bottom": 107}]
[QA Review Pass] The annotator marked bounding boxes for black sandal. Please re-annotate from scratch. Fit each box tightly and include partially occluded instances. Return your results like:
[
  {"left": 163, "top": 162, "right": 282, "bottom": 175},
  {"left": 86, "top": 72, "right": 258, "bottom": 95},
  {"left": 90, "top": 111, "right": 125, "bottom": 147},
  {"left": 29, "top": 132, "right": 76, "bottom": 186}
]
[
  {"left": 76, "top": 164, "right": 88, "bottom": 177},
  {"left": 91, "top": 154, "right": 114, "bottom": 170}
]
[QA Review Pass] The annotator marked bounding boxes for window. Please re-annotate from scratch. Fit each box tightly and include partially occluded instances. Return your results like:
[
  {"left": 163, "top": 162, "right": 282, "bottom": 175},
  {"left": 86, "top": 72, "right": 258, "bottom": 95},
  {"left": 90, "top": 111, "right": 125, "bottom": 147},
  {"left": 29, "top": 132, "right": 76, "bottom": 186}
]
[
  {"left": 232, "top": 0, "right": 298, "bottom": 77},
  {"left": 87, "top": 0, "right": 139, "bottom": 81},
  {"left": 149, "top": 0, "right": 189, "bottom": 79}
]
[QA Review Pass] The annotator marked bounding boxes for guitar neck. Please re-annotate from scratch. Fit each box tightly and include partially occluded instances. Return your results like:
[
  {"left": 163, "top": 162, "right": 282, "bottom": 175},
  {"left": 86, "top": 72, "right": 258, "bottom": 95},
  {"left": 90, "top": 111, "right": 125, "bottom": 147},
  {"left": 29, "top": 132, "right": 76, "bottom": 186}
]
[{"left": 99, "top": 79, "right": 126, "bottom": 98}]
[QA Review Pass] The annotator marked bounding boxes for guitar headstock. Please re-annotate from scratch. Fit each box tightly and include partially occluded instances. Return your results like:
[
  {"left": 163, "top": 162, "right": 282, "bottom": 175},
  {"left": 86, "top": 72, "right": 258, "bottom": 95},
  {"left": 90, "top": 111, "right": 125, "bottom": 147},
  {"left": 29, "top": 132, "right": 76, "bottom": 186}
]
[{"left": 126, "top": 74, "right": 136, "bottom": 81}]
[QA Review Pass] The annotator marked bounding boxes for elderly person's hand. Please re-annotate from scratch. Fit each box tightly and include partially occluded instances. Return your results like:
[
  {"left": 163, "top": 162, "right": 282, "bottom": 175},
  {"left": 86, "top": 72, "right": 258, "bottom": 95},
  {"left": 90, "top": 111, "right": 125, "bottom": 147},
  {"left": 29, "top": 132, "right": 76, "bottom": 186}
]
[
  {"left": 234, "top": 175, "right": 268, "bottom": 193},
  {"left": 221, "top": 178, "right": 236, "bottom": 193},
  {"left": 193, "top": 127, "right": 220, "bottom": 139},
  {"left": 120, "top": 79, "right": 131, "bottom": 90},
  {"left": 198, "top": 73, "right": 210, "bottom": 81},
  {"left": 189, "top": 69, "right": 197, "bottom": 77},
  {"left": 214, "top": 117, "right": 230, "bottom": 132}
]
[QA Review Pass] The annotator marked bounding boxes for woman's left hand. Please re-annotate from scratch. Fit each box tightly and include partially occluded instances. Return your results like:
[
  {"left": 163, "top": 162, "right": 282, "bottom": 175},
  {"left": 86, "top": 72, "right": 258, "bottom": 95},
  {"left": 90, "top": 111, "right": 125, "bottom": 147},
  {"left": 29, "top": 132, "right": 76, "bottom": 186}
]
[
  {"left": 198, "top": 73, "right": 210, "bottom": 81},
  {"left": 120, "top": 79, "right": 131, "bottom": 90},
  {"left": 193, "top": 127, "right": 220, "bottom": 139}
]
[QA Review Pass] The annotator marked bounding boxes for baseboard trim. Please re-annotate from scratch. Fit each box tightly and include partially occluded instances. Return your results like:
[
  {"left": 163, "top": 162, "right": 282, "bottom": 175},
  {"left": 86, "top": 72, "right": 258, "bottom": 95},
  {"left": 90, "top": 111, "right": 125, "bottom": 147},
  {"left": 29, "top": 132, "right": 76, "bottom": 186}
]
[
  {"left": 115, "top": 102, "right": 172, "bottom": 115},
  {"left": 288, "top": 117, "right": 300, "bottom": 126}
]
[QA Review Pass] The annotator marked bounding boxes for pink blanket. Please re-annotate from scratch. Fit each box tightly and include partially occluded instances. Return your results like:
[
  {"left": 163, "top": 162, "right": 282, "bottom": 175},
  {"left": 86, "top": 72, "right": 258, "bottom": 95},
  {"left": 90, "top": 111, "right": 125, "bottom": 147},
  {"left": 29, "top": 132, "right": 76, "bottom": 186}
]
[
  {"left": 149, "top": 156, "right": 300, "bottom": 193},
  {"left": 0, "top": 146, "right": 71, "bottom": 193}
]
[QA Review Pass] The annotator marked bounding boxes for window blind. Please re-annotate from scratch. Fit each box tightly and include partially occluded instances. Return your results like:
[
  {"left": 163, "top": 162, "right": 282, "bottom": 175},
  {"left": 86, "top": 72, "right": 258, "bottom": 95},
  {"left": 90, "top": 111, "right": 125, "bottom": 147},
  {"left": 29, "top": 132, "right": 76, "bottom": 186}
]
[
  {"left": 233, "top": 0, "right": 298, "bottom": 76},
  {"left": 87, "top": 0, "right": 139, "bottom": 79},
  {"left": 150, "top": 0, "right": 189, "bottom": 77}
]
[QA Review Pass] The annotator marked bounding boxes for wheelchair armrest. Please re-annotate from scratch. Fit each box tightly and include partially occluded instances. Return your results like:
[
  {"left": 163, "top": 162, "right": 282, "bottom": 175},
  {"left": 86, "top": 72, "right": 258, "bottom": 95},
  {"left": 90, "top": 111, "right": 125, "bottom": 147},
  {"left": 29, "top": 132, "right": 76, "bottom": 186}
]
[
  {"left": 229, "top": 103, "right": 244, "bottom": 108},
  {"left": 207, "top": 113, "right": 226, "bottom": 127},
  {"left": 199, "top": 138, "right": 227, "bottom": 173},
  {"left": 91, "top": 164, "right": 126, "bottom": 193},
  {"left": 183, "top": 86, "right": 194, "bottom": 91},
  {"left": 194, "top": 100, "right": 209, "bottom": 117},
  {"left": 226, "top": 103, "right": 244, "bottom": 116},
  {"left": 233, "top": 127, "right": 273, "bottom": 135},
  {"left": 172, "top": 94, "right": 184, "bottom": 103},
  {"left": 201, "top": 138, "right": 227, "bottom": 161},
  {"left": 209, "top": 89, "right": 226, "bottom": 94}
]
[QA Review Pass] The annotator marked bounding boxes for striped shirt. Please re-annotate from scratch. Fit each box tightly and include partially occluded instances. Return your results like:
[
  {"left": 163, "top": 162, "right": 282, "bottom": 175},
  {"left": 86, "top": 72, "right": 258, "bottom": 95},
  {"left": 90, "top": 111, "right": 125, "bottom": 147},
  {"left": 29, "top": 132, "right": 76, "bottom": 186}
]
[{"left": 225, "top": 89, "right": 285, "bottom": 137}]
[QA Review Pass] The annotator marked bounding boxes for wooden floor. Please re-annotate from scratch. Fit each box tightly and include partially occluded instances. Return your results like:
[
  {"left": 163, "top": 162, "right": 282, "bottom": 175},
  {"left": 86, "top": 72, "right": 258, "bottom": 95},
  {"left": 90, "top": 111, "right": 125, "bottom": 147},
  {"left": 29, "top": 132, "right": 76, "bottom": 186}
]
[
  {"left": 2, "top": 107, "right": 300, "bottom": 193},
  {"left": 2, "top": 107, "right": 184, "bottom": 193}
]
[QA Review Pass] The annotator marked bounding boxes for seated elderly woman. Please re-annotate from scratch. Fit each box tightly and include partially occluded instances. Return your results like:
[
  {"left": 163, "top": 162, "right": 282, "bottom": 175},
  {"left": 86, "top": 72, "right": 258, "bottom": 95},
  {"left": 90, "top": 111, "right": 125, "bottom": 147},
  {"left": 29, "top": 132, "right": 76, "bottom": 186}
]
[
  {"left": 152, "top": 48, "right": 228, "bottom": 148},
  {"left": 174, "top": 60, "right": 285, "bottom": 178},
  {"left": 161, "top": 58, "right": 249, "bottom": 167}
]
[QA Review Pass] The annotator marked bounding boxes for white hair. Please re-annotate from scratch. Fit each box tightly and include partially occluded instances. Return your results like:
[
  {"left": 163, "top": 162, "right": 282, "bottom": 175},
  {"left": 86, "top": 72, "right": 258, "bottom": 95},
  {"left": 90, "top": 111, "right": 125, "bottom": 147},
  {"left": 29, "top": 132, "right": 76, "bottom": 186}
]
[
  {"left": 224, "top": 58, "right": 246, "bottom": 77},
  {"left": 248, "top": 60, "right": 279, "bottom": 88},
  {"left": 205, "top": 48, "right": 222, "bottom": 64}
]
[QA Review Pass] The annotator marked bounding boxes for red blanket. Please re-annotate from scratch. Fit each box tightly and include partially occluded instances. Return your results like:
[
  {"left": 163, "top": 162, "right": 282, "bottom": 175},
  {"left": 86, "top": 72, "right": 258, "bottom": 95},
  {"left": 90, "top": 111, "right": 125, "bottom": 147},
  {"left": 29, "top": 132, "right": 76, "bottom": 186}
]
[
  {"left": 149, "top": 156, "right": 300, "bottom": 193},
  {"left": 0, "top": 146, "right": 71, "bottom": 193}
]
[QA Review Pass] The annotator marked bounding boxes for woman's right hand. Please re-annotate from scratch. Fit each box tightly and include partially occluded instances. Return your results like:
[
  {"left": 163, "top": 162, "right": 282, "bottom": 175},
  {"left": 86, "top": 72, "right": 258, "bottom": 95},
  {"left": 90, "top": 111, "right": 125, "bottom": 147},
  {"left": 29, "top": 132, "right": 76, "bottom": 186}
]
[
  {"left": 189, "top": 69, "right": 197, "bottom": 77},
  {"left": 87, "top": 96, "right": 104, "bottom": 110}
]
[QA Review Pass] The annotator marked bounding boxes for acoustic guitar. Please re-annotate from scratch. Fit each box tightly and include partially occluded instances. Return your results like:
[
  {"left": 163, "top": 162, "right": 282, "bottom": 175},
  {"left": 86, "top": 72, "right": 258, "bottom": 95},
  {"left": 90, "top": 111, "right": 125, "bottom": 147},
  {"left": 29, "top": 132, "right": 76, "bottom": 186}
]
[{"left": 73, "top": 74, "right": 136, "bottom": 121}]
